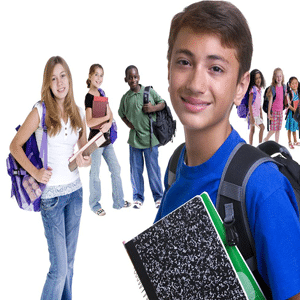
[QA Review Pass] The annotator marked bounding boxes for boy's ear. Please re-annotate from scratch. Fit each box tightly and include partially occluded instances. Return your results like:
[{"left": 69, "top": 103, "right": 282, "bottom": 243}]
[
  {"left": 233, "top": 71, "right": 250, "bottom": 106},
  {"left": 124, "top": 77, "right": 128, "bottom": 83}
]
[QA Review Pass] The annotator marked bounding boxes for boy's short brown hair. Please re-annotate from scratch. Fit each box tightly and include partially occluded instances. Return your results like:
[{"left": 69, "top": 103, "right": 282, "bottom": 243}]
[{"left": 167, "top": 1, "right": 253, "bottom": 81}]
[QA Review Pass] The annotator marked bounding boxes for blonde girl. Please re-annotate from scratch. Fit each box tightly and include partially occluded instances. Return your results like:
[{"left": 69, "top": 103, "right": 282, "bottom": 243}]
[
  {"left": 264, "top": 68, "right": 286, "bottom": 143},
  {"left": 10, "top": 56, "right": 91, "bottom": 299}
]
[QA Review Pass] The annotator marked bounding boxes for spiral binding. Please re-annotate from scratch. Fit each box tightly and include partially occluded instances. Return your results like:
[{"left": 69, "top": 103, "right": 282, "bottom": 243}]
[{"left": 134, "top": 270, "right": 149, "bottom": 300}]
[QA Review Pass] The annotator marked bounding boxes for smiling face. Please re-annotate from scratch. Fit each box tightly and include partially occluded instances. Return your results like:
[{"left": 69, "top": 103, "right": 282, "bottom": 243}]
[
  {"left": 50, "top": 63, "right": 69, "bottom": 101},
  {"left": 290, "top": 79, "right": 299, "bottom": 93},
  {"left": 254, "top": 72, "right": 262, "bottom": 88},
  {"left": 275, "top": 71, "right": 283, "bottom": 86},
  {"left": 168, "top": 27, "right": 249, "bottom": 134},
  {"left": 125, "top": 67, "right": 140, "bottom": 92},
  {"left": 89, "top": 67, "right": 104, "bottom": 89}
]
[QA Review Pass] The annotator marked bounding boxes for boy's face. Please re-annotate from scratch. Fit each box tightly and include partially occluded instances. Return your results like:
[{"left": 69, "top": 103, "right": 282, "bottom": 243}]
[
  {"left": 168, "top": 27, "right": 249, "bottom": 133},
  {"left": 125, "top": 68, "right": 140, "bottom": 92}
]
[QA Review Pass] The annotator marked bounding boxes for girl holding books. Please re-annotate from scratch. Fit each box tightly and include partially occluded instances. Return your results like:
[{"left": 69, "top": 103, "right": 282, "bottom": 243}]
[
  {"left": 10, "top": 56, "right": 91, "bottom": 299},
  {"left": 85, "top": 64, "right": 130, "bottom": 216},
  {"left": 285, "top": 76, "right": 300, "bottom": 149}
]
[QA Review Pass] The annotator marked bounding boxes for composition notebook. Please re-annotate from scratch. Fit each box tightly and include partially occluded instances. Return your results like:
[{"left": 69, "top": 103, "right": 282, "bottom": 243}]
[{"left": 124, "top": 192, "right": 266, "bottom": 300}]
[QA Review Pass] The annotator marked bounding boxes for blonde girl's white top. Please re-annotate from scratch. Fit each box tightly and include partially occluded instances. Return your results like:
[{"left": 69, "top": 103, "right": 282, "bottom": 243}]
[{"left": 34, "top": 101, "right": 84, "bottom": 199}]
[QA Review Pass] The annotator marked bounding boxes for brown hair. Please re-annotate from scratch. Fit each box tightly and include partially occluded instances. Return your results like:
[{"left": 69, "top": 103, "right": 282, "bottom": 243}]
[
  {"left": 86, "top": 64, "right": 104, "bottom": 88},
  {"left": 167, "top": 1, "right": 253, "bottom": 81},
  {"left": 41, "top": 56, "right": 83, "bottom": 137}
]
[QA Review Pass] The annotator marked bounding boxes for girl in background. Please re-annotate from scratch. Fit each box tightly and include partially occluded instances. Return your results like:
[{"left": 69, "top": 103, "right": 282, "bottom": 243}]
[
  {"left": 10, "top": 56, "right": 91, "bottom": 299},
  {"left": 264, "top": 68, "right": 286, "bottom": 143},
  {"left": 248, "top": 69, "right": 265, "bottom": 145},
  {"left": 85, "top": 64, "right": 130, "bottom": 216},
  {"left": 285, "top": 77, "right": 300, "bottom": 149}
]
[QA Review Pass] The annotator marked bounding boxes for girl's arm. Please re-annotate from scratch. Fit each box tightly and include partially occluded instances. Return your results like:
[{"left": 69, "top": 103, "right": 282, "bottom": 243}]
[
  {"left": 76, "top": 116, "right": 92, "bottom": 168},
  {"left": 99, "top": 104, "right": 113, "bottom": 133},
  {"left": 85, "top": 106, "right": 111, "bottom": 128},
  {"left": 9, "top": 108, "right": 52, "bottom": 184},
  {"left": 287, "top": 94, "right": 296, "bottom": 112},
  {"left": 268, "top": 94, "right": 273, "bottom": 120},
  {"left": 248, "top": 93, "right": 254, "bottom": 124}
]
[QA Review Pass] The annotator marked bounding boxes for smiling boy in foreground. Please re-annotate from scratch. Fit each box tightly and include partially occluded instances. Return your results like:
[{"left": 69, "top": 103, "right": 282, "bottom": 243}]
[{"left": 154, "top": 1, "right": 300, "bottom": 299}]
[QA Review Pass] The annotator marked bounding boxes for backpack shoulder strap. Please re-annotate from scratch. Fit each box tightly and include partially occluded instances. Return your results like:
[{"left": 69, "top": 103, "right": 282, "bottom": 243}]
[
  {"left": 39, "top": 102, "right": 48, "bottom": 169},
  {"left": 167, "top": 143, "right": 185, "bottom": 190},
  {"left": 216, "top": 142, "right": 274, "bottom": 271},
  {"left": 143, "top": 86, "right": 154, "bottom": 149},
  {"left": 143, "top": 86, "right": 153, "bottom": 104}
]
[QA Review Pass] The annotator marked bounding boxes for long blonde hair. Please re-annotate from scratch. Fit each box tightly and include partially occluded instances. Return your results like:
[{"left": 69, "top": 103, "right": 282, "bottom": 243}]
[
  {"left": 267, "top": 67, "right": 285, "bottom": 98},
  {"left": 41, "top": 56, "right": 83, "bottom": 137}
]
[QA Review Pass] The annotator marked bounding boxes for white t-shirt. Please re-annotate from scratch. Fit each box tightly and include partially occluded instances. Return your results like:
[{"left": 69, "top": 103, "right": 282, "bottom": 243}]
[{"left": 34, "top": 102, "right": 84, "bottom": 198}]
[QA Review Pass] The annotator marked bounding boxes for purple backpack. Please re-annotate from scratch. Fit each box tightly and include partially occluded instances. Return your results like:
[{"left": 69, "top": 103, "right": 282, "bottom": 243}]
[
  {"left": 237, "top": 89, "right": 257, "bottom": 118},
  {"left": 98, "top": 88, "right": 117, "bottom": 144},
  {"left": 7, "top": 102, "right": 48, "bottom": 212}
]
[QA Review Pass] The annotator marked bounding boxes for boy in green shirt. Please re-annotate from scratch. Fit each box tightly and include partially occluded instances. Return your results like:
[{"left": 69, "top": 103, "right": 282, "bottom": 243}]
[{"left": 118, "top": 65, "right": 165, "bottom": 209}]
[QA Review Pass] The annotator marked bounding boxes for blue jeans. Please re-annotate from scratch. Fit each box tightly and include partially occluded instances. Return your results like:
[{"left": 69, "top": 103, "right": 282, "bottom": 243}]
[
  {"left": 129, "top": 145, "right": 163, "bottom": 203},
  {"left": 40, "top": 188, "right": 83, "bottom": 300},
  {"left": 89, "top": 144, "right": 124, "bottom": 212}
]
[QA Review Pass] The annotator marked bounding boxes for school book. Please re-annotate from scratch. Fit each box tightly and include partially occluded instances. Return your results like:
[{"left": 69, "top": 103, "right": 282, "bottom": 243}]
[
  {"left": 124, "top": 192, "right": 266, "bottom": 300},
  {"left": 92, "top": 96, "right": 108, "bottom": 130},
  {"left": 68, "top": 131, "right": 106, "bottom": 171}
]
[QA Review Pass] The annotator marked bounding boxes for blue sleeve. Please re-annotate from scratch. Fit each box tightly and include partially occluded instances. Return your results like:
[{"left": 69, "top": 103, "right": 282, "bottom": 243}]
[{"left": 246, "top": 162, "right": 300, "bottom": 300}]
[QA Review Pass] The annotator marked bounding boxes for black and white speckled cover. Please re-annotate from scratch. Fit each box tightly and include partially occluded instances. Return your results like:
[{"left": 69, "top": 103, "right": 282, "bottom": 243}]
[{"left": 125, "top": 195, "right": 248, "bottom": 300}]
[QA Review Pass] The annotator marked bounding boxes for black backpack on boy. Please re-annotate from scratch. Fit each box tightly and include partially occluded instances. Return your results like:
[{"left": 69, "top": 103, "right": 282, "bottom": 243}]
[
  {"left": 143, "top": 86, "right": 176, "bottom": 147},
  {"left": 167, "top": 140, "right": 300, "bottom": 298}
]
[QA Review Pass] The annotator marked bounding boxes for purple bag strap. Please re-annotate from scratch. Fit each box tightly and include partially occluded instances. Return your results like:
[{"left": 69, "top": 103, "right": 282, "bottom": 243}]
[
  {"left": 98, "top": 88, "right": 106, "bottom": 97},
  {"left": 39, "top": 102, "right": 48, "bottom": 169}
]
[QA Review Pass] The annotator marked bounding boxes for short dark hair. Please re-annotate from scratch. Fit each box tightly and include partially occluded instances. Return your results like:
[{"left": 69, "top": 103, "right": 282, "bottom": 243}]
[
  {"left": 125, "top": 65, "right": 138, "bottom": 77},
  {"left": 167, "top": 1, "right": 253, "bottom": 81}
]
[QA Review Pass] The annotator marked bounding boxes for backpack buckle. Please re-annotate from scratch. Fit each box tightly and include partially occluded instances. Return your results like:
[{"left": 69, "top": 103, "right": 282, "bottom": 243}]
[{"left": 223, "top": 203, "right": 239, "bottom": 246}]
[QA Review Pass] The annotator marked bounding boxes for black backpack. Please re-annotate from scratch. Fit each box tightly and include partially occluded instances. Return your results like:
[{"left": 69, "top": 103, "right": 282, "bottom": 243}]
[
  {"left": 167, "top": 140, "right": 300, "bottom": 298},
  {"left": 263, "top": 85, "right": 287, "bottom": 113},
  {"left": 143, "top": 86, "right": 176, "bottom": 146}
]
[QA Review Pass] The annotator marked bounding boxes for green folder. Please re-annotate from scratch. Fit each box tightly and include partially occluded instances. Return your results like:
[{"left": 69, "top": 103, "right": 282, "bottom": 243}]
[{"left": 200, "top": 192, "right": 266, "bottom": 300}]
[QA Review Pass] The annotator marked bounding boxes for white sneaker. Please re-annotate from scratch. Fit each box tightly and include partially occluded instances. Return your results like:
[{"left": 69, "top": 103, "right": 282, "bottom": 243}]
[
  {"left": 133, "top": 200, "right": 143, "bottom": 209},
  {"left": 155, "top": 199, "right": 161, "bottom": 209}
]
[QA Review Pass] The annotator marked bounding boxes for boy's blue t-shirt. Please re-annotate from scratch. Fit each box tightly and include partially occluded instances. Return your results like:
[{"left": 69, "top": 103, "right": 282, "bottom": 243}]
[{"left": 155, "top": 129, "right": 300, "bottom": 300}]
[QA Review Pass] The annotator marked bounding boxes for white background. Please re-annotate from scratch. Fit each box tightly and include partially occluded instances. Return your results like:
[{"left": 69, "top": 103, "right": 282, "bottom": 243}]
[{"left": 1, "top": 0, "right": 300, "bottom": 299}]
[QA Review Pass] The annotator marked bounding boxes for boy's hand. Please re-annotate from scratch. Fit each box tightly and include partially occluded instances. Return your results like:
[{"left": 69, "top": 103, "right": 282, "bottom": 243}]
[
  {"left": 142, "top": 103, "right": 155, "bottom": 114},
  {"left": 121, "top": 117, "right": 135, "bottom": 130}
]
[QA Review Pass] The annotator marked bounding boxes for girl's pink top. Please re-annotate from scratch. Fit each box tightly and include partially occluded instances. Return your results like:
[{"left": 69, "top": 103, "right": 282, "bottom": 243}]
[
  {"left": 250, "top": 86, "right": 261, "bottom": 117},
  {"left": 272, "top": 86, "right": 284, "bottom": 112}
]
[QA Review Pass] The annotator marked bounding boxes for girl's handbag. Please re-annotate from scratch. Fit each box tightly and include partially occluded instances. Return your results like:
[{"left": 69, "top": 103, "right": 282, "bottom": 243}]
[
  {"left": 6, "top": 102, "right": 48, "bottom": 212},
  {"left": 97, "top": 88, "right": 117, "bottom": 144},
  {"left": 110, "top": 120, "right": 117, "bottom": 144}
]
